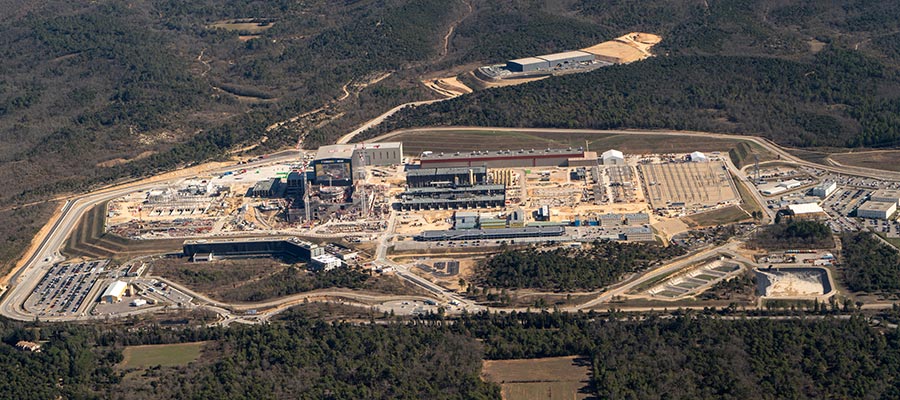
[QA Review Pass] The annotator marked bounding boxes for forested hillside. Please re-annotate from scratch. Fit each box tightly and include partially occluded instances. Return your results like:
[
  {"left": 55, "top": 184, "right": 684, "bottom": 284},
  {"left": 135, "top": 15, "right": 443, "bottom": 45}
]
[
  {"left": 476, "top": 241, "right": 685, "bottom": 291},
  {"left": 4, "top": 311, "right": 900, "bottom": 399},
  {"left": 369, "top": 0, "right": 900, "bottom": 148}
]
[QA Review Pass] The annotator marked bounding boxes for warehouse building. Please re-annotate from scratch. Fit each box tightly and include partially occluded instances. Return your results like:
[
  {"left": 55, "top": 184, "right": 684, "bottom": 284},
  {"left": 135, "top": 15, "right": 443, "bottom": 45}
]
[
  {"left": 101, "top": 281, "right": 128, "bottom": 303},
  {"left": 355, "top": 142, "right": 403, "bottom": 167},
  {"left": 857, "top": 201, "right": 897, "bottom": 220},
  {"left": 812, "top": 181, "right": 837, "bottom": 198},
  {"left": 453, "top": 211, "right": 479, "bottom": 229},
  {"left": 600, "top": 213, "right": 623, "bottom": 227},
  {"left": 787, "top": 203, "right": 827, "bottom": 219},
  {"left": 601, "top": 149, "right": 625, "bottom": 166},
  {"left": 407, "top": 167, "right": 487, "bottom": 188},
  {"left": 625, "top": 212, "right": 650, "bottom": 225},
  {"left": 506, "top": 57, "right": 550, "bottom": 72},
  {"left": 506, "top": 51, "right": 595, "bottom": 72},
  {"left": 419, "top": 148, "right": 585, "bottom": 169},
  {"left": 871, "top": 189, "right": 900, "bottom": 206},
  {"left": 310, "top": 254, "right": 343, "bottom": 271},
  {"left": 252, "top": 178, "right": 282, "bottom": 197},
  {"left": 183, "top": 237, "right": 324, "bottom": 262},
  {"left": 415, "top": 226, "right": 566, "bottom": 241},
  {"left": 624, "top": 226, "right": 654, "bottom": 242},
  {"left": 536, "top": 50, "right": 595, "bottom": 67}
]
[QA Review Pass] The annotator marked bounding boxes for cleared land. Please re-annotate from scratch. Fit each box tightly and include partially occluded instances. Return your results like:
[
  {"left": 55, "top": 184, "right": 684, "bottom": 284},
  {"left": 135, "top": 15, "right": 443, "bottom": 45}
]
[
  {"left": 119, "top": 342, "right": 206, "bottom": 369},
  {"left": 829, "top": 151, "right": 900, "bottom": 172},
  {"left": 151, "top": 258, "right": 423, "bottom": 303},
  {"left": 482, "top": 356, "right": 593, "bottom": 400},
  {"left": 380, "top": 129, "right": 767, "bottom": 156}
]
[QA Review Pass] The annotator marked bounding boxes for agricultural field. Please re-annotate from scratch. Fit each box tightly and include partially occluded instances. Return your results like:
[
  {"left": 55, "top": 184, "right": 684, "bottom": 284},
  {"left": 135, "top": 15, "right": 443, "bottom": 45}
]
[
  {"left": 119, "top": 342, "right": 207, "bottom": 369},
  {"left": 380, "top": 129, "right": 766, "bottom": 157},
  {"left": 482, "top": 356, "right": 593, "bottom": 400}
]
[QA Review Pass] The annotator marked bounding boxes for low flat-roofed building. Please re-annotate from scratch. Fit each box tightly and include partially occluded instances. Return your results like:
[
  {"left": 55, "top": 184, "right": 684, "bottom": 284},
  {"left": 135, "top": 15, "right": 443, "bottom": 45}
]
[
  {"left": 101, "top": 280, "right": 128, "bottom": 303},
  {"left": 857, "top": 201, "right": 897, "bottom": 220},
  {"left": 310, "top": 254, "right": 343, "bottom": 271},
  {"left": 624, "top": 226, "right": 654, "bottom": 242},
  {"left": 787, "top": 203, "right": 827, "bottom": 219},
  {"left": 507, "top": 57, "right": 550, "bottom": 72},
  {"left": 871, "top": 189, "right": 900, "bottom": 205},
  {"left": 625, "top": 212, "right": 650, "bottom": 225},
  {"left": 568, "top": 151, "right": 599, "bottom": 167},
  {"left": 812, "top": 181, "right": 837, "bottom": 198},
  {"left": 779, "top": 179, "right": 803, "bottom": 189},
  {"left": 600, "top": 213, "right": 623, "bottom": 227},
  {"left": 192, "top": 253, "right": 214, "bottom": 262},
  {"left": 252, "top": 178, "right": 281, "bottom": 198},
  {"left": 125, "top": 263, "right": 146, "bottom": 277},
  {"left": 453, "top": 211, "right": 479, "bottom": 230},
  {"left": 416, "top": 226, "right": 566, "bottom": 242}
]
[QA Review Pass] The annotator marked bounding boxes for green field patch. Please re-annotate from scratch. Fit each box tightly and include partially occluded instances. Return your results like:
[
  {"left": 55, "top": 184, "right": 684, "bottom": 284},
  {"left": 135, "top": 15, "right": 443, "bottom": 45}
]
[
  {"left": 119, "top": 342, "right": 207, "bottom": 369},
  {"left": 695, "top": 274, "right": 717, "bottom": 281},
  {"left": 682, "top": 206, "right": 750, "bottom": 227}
]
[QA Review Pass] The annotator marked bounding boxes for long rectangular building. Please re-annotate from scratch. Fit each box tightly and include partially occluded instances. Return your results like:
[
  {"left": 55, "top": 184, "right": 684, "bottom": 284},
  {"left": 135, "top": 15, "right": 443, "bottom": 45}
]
[
  {"left": 397, "top": 184, "right": 506, "bottom": 211},
  {"left": 420, "top": 148, "right": 585, "bottom": 169},
  {"left": 183, "top": 237, "right": 324, "bottom": 262},
  {"left": 406, "top": 166, "right": 487, "bottom": 188},
  {"left": 415, "top": 226, "right": 565, "bottom": 241}
]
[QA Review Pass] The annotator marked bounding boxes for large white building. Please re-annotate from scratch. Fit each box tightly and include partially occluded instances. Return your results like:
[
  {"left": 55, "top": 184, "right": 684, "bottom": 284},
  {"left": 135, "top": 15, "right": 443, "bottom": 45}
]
[
  {"left": 101, "top": 281, "right": 128, "bottom": 303},
  {"left": 857, "top": 201, "right": 897, "bottom": 220},
  {"left": 870, "top": 189, "right": 900, "bottom": 206},
  {"left": 601, "top": 149, "right": 625, "bottom": 166},
  {"left": 812, "top": 181, "right": 837, "bottom": 198}
]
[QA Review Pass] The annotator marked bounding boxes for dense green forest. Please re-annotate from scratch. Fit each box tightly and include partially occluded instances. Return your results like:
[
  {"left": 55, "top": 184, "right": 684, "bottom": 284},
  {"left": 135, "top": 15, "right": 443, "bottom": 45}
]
[
  {"left": 475, "top": 241, "right": 685, "bottom": 291},
  {"left": 841, "top": 232, "right": 900, "bottom": 293},
  {"left": 368, "top": 49, "right": 900, "bottom": 148},
  {"left": 749, "top": 220, "right": 834, "bottom": 250},
  {"left": 5, "top": 311, "right": 900, "bottom": 399}
]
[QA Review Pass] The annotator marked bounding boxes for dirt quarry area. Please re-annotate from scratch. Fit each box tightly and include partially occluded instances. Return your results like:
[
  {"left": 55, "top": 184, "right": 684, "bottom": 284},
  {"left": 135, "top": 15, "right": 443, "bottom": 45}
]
[
  {"left": 422, "top": 76, "right": 473, "bottom": 98},
  {"left": 581, "top": 32, "right": 662, "bottom": 64}
]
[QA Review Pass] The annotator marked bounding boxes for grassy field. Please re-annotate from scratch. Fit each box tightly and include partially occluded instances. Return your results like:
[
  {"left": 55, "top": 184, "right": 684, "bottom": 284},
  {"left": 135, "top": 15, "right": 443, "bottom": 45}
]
[
  {"left": 876, "top": 233, "right": 900, "bottom": 249},
  {"left": 733, "top": 175, "right": 765, "bottom": 218},
  {"left": 381, "top": 129, "right": 765, "bottom": 157},
  {"left": 119, "top": 342, "right": 207, "bottom": 369},
  {"left": 683, "top": 206, "right": 750, "bottom": 227},
  {"left": 830, "top": 151, "right": 900, "bottom": 172},
  {"left": 482, "top": 356, "right": 593, "bottom": 400},
  {"left": 209, "top": 19, "right": 274, "bottom": 33}
]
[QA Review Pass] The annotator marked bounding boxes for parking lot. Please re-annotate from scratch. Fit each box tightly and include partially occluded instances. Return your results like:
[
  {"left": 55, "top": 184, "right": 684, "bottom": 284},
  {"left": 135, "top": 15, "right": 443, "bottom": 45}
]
[{"left": 24, "top": 260, "right": 109, "bottom": 317}]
